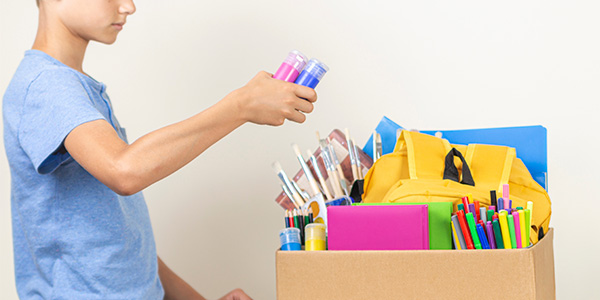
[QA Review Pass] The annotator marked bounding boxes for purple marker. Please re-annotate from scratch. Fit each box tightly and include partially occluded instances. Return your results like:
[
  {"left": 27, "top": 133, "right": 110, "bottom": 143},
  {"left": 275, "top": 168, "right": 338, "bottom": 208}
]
[
  {"left": 468, "top": 204, "right": 476, "bottom": 219},
  {"left": 486, "top": 221, "right": 496, "bottom": 249},
  {"left": 508, "top": 200, "right": 513, "bottom": 210},
  {"left": 273, "top": 50, "right": 308, "bottom": 82}
]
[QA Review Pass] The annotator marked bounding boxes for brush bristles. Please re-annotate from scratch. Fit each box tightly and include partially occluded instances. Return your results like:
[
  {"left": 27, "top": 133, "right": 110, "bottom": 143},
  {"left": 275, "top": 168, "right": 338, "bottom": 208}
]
[
  {"left": 272, "top": 161, "right": 283, "bottom": 174},
  {"left": 292, "top": 143, "right": 302, "bottom": 157}
]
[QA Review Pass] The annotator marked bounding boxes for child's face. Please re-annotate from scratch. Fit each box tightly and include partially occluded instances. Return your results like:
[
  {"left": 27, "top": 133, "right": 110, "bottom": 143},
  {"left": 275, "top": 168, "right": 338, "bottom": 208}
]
[{"left": 55, "top": 0, "right": 136, "bottom": 44}]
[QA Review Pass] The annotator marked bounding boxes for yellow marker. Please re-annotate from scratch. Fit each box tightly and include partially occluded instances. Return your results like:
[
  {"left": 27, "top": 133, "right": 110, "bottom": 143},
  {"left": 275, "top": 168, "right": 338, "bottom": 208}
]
[
  {"left": 524, "top": 209, "right": 531, "bottom": 246},
  {"left": 467, "top": 193, "right": 473, "bottom": 204},
  {"left": 526, "top": 201, "right": 534, "bottom": 226},
  {"left": 499, "top": 211, "right": 512, "bottom": 249},
  {"left": 451, "top": 221, "right": 462, "bottom": 250},
  {"left": 518, "top": 210, "right": 526, "bottom": 247}
]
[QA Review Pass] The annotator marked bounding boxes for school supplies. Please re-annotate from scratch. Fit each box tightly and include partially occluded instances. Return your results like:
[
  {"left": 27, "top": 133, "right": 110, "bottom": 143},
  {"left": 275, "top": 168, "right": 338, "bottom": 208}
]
[
  {"left": 294, "top": 58, "right": 329, "bottom": 88},
  {"left": 279, "top": 228, "right": 302, "bottom": 251},
  {"left": 356, "top": 202, "right": 453, "bottom": 249},
  {"left": 362, "top": 130, "right": 552, "bottom": 244},
  {"left": 273, "top": 50, "right": 308, "bottom": 82},
  {"left": 305, "top": 223, "right": 327, "bottom": 251},
  {"left": 327, "top": 205, "right": 429, "bottom": 250}
]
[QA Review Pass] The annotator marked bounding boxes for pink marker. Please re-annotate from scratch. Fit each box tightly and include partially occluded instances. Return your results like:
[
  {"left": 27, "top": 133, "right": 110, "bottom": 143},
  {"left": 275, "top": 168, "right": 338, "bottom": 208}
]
[
  {"left": 512, "top": 211, "right": 522, "bottom": 248},
  {"left": 503, "top": 184, "right": 510, "bottom": 209},
  {"left": 273, "top": 50, "right": 308, "bottom": 82}
]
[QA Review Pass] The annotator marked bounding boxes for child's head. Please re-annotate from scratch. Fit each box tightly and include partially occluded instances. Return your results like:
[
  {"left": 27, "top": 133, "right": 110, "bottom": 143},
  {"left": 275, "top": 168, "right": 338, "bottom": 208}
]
[{"left": 37, "top": 0, "right": 136, "bottom": 45}]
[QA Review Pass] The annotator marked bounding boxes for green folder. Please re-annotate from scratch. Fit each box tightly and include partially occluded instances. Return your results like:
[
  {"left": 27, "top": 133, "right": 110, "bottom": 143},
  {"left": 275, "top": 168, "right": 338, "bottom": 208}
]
[{"left": 354, "top": 202, "right": 453, "bottom": 250}]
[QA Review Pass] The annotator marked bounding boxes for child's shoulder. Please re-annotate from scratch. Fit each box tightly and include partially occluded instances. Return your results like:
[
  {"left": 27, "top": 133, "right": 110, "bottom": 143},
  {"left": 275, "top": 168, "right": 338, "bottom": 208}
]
[{"left": 6, "top": 50, "right": 87, "bottom": 100}]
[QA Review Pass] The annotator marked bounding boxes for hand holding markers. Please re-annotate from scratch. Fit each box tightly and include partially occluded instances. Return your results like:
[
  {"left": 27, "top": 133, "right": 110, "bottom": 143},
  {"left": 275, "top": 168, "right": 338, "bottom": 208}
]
[{"left": 236, "top": 71, "right": 316, "bottom": 125}]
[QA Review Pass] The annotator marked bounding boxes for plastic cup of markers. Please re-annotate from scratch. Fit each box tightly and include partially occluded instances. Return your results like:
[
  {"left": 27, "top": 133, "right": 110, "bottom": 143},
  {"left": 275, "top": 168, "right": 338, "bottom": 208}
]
[
  {"left": 279, "top": 228, "right": 302, "bottom": 251},
  {"left": 305, "top": 223, "right": 327, "bottom": 251}
]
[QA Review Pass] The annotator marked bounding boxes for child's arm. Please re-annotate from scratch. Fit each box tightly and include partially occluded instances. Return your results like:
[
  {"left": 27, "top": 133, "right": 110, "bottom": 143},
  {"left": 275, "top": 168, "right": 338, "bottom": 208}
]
[{"left": 64, "top": 71, "right": 317, "bottom": 196}]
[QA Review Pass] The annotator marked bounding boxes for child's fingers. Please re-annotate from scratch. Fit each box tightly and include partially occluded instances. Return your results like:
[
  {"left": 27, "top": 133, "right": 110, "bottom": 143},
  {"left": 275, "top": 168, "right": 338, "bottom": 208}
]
[
  {"left": 285, "top": 109, "right": 307, "bottom": 123},
  {"left": 294, "top": 85, "right": 317, "bottom": 103},
  {"left": 293, "top": 98, "right": 314, "bottom": 114}
]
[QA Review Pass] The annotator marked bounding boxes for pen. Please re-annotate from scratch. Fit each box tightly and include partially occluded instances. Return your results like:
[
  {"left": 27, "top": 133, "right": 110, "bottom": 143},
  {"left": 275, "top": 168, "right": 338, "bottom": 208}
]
[
  {"left": 466, "top": 213, "right": 482, "bottom": 249},
  {"left": 476, "top": 224, "right": 490, "bottom": 249},
  {"left": 499, "top": 211, "right": 512, "bottom": 249},
  {"left": 457, "top": 210, "right": 474, "bottom": 249},
  {"left": 492, "top": 219, "right": 504, "bottom": 249},
  {"left": 451, "top": 215, "right": 467, "bottom": 250},
  {"left": 507, "top": 214, "right": 517, "bottom": 249},
  {"left": 512, "top": 211, "right": 522, "bottom": 248}
]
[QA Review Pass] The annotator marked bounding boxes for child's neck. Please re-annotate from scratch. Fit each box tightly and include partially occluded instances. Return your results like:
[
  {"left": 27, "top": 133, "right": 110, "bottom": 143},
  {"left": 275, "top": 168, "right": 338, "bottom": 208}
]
[{"left": 32, "top": 13, "right": 89, "bottom": 75}]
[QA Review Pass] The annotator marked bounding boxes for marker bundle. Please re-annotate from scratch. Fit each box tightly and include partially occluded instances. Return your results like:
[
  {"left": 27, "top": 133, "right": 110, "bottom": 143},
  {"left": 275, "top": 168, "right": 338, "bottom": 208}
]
[
  {"left": 273, "top": 50, "right": 330, "bottom": 88},
  {"left": 451, "top": 189, "right": 534, "bottom": 250}
]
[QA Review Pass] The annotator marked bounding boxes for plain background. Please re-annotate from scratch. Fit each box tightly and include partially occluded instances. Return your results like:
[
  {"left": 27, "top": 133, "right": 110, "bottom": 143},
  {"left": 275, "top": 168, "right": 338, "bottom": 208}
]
[{"left": 1, "top": 0, "right": 599, "bottom": 299}]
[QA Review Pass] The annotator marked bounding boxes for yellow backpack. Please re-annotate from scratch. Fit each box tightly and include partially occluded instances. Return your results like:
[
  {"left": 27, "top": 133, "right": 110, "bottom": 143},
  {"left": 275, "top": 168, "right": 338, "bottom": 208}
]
[{"left": 362, "top": 130, "right": 551, "bottom": 244}]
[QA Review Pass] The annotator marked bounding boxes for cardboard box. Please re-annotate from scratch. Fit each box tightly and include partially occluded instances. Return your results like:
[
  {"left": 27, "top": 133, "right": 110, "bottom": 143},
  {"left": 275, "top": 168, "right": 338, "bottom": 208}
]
[{"left": 276, "top": 228, "right": 555, "bottom": 299}]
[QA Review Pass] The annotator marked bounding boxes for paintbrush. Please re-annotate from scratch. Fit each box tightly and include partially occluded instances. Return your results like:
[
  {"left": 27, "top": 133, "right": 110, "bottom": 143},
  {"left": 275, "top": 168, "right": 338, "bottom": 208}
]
[{"left": 272, "top": 161, "right": 305, "bottom": 207}]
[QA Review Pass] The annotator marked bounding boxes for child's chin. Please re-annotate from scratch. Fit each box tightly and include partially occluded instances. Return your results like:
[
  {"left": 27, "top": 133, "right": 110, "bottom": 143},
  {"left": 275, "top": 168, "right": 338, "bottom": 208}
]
[{"left": 96, "top": 36, "right": 118, "bottom": 45}]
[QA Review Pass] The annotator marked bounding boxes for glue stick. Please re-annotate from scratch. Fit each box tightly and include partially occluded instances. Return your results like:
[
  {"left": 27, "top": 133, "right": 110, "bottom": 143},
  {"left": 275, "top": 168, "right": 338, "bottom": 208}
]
[
  {"left": 294, "top": 58, "right": 329, "bottom": 88},
  {"left": 273, "top": 50, "right": 308, "bottom": 82}
]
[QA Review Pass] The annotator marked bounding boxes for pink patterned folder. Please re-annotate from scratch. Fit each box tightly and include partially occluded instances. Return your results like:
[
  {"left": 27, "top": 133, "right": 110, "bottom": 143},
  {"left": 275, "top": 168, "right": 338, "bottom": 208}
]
[{"left": 327, "top": 205, "right": 429, "bottom": 250}]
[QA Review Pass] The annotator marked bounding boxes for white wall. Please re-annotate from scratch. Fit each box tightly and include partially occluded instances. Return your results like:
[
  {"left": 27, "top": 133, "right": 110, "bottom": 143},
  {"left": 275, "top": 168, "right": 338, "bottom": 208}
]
[{"left": 1, "top": 0, "right": 599, "bottom": 298}]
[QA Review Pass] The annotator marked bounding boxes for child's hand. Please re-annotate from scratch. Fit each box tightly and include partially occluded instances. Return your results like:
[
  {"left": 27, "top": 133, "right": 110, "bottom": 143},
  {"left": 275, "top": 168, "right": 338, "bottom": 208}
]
[
  {"left": 217, "top": 288, "right": 253, "bottom": 300},
  {"left": 235, "top": 71, "right": 317, "bottom": 125}
]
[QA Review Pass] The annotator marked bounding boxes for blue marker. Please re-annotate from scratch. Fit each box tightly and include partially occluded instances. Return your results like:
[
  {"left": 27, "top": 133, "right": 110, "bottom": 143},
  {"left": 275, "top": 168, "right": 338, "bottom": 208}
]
[
  {"left": 498, "top": 197, "right": 504, "bottom": 211},
  {"left": 294, "top": 58, "right": 329, "bottom": 89},
  {"left": 476, "top": 224, "right": 490, "bottom": 249}
]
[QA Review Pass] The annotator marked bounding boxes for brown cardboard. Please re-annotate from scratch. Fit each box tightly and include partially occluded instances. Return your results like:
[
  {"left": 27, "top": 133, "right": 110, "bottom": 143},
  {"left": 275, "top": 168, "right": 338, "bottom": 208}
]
[{"left": 276, "top": 228, "right": 555, "bottom": 300}]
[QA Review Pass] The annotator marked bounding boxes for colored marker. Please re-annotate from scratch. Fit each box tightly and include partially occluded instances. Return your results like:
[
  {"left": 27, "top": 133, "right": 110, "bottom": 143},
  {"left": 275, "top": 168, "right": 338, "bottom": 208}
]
[
  {"left": 518, "top": 210, "right": 526, "bottom": 247},
  {"left": 476, "top": 224, "right": 490, "bottom": 249},
  {"left": 462, "top": 197, "right": 470, "bottom": 212},
  {"left": 474, "top": 201, "right": 481, "bottom": 221},
  {"left": 512, "top": 211, "right": 522, "bottom": 248},
  {"left": 492, "top": 219, "right": 505, "bottom": 249},
  {"left": 524, "top": 209, "right": 531, "bottom": 247},
  {"left": 516, "top": 206, "right": 523, "bottom": 210},
  {"left": 480, "top": 207, "right": 488, "bottom": 223},
  {"left": 457, "top": 210, "right": 474, "bottom": 249},
  {"left": 527, "top": 201, "right": 534, "bottom": 226},
  {"left": 273, "top": 50, "right": 308, "bottom": 82},
  {"left": 468, "top": 204, "right": 476, "bottom": 218},
  {"left": 490, "top": 190, "right": 497, "bottom": 208},
  {"left": 499, "top": 211, "right": 512, "bottom": 249},
  {"left": 457, "top": 203, "right": 465, "bottom": 213},
  {"left": 503, "top": 184, "right": 510, "bottom": 209},
  {"left": 486, "top": 221, "right": 496, "bottom": 249},
  {"left": 498, "top": 197, "right": 504, "bottom": 210},
  {"left": 487, "top": 209, "right": 494, "bottom": 223},
  {"left": 466, "top": 213, "right": 482, "bottom": 249},
  {"left": 451, "top": 221, "right": 462, "bottom": 250},
  {"left": 451, "top": 215, "right": 467, "bottom": 250},
  {"left": 507, "top": 214, "right": 517, "bottom": 249},
  {"left": 508, "top": 200, "right": 512, "bottom": 210},
  {"left": 295, "top": 58, "right": 329, "bottom": 89},
  {"left": 467, "top": 193, "right": 473, "bottom": 204}
]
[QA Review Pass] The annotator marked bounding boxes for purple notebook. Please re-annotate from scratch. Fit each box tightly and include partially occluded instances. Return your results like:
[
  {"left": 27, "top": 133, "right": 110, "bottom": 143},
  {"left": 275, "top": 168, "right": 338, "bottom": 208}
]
[{"left": 327, "top": 205, "right": 429, "bottom": 250}]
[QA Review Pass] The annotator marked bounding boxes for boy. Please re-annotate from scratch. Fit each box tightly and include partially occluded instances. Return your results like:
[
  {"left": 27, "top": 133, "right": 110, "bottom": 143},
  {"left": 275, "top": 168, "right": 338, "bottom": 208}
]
[{"left": 3, "top": 0, "right": 317, "bottom": 299}]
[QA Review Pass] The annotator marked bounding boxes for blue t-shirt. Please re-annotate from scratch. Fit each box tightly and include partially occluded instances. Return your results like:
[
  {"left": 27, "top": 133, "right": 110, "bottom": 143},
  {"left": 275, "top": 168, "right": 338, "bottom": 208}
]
[{"left": 3, "top": 50, "right": 164, "bottom": 299}]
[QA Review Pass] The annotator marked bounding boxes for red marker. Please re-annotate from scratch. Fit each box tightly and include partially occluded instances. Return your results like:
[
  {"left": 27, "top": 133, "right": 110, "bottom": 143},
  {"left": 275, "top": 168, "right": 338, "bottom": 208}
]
[
  {"left": 474, "top": 200, "right": 481, "bottom": 221},
  {"left": 457, "top": 210, "right": 474, "bottom": 249},
  {"left": 462, "top": 197, "right": 470, "bottom": 213}
]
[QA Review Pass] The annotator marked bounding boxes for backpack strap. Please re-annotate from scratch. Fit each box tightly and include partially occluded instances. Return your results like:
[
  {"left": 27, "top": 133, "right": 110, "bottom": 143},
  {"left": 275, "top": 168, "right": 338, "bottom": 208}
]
[
  {"left": 464, "top": 144, "right": 516, "bottom": 191},
  {"left": 401, "top": 131, "right": 452, "bottom": 180}
]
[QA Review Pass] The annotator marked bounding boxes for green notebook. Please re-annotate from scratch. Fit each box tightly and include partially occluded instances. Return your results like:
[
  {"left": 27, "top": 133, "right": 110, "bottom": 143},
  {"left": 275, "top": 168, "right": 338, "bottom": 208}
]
[{"left": 354, "top": 202, "right": 453, "bottom": 250}]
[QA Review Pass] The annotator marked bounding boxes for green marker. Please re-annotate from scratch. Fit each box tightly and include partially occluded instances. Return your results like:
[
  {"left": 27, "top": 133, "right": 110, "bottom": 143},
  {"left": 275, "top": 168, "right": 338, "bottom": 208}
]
[
  {"left": 524, "top": 209, "right": 531, "bottom": 247},
  {"left": 466, "top": 213, "right": 482, "bottom": 249},
  {"left": 492, "top": 219, "right": 504, "bottom": 249},
  {"left": 508, "top": 215, "right": 517, "bottom": 249},
  {"left": 458, "top": 204, "right": 465, "bottom": 212},
  {"left": 487, "top": 210, "right": 494, "bottom": 223}
]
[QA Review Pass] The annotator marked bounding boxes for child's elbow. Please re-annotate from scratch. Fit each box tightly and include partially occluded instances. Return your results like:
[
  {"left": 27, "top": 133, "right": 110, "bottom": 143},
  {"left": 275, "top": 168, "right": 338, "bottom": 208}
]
[{"left": 109, "top": 162, "right": 143, "bottom": 196}]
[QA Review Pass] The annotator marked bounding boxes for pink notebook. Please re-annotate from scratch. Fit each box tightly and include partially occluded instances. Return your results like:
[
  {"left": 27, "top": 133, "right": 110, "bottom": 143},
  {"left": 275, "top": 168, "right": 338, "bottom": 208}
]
[{"left": 327, "top": 205, "right": 429, "bottom": 250}]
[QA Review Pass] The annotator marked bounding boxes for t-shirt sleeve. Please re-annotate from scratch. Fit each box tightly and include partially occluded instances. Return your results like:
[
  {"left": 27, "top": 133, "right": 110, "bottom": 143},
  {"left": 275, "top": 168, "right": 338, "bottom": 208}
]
[{"left": 18, "top": 68, "right": 106, "bottom": 175}]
